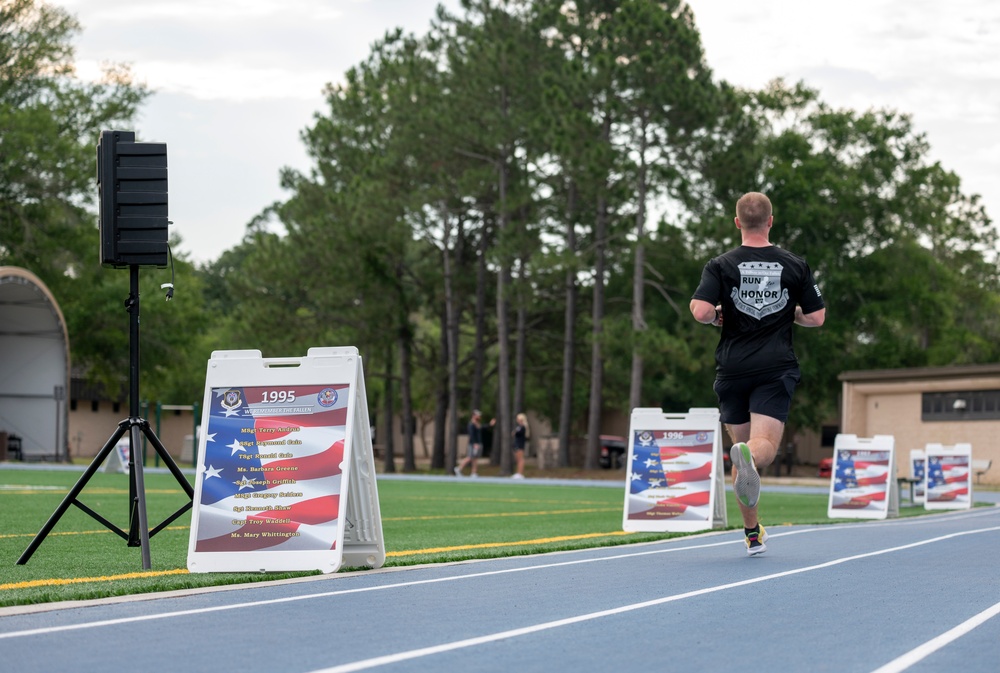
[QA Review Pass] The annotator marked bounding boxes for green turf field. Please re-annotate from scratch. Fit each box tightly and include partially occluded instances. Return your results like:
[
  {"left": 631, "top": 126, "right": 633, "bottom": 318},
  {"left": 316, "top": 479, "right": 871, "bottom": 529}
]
[{"left": 0, "top": 467, "right": 917, "bottom": 608}]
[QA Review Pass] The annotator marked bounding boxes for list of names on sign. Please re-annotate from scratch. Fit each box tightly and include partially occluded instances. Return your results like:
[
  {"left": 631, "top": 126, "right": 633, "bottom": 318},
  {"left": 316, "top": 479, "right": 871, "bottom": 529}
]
[{"left": 193, "top": 383, "right": 350, "bottom": 552}]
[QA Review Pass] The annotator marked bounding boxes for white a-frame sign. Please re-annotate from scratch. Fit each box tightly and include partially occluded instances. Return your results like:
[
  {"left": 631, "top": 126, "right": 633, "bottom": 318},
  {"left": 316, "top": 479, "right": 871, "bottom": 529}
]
[
  {"left": 923, "top": 443, "right": 973, "bottom": 511},
  {"left": 623, "top": 408, "right": 727, "bottom": 533},
  {"left": 827, "top": 434, "right": 898, "bottom": 520},
  {"left": 187, "top": 347, "right": 385, "bottom": 574}
]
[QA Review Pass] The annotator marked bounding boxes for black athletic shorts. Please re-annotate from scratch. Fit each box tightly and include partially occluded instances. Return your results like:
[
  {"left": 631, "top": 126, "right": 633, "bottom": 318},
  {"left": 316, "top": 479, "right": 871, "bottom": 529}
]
[{"left": 713, "top": 367, "right": 801, "bottom": 425}]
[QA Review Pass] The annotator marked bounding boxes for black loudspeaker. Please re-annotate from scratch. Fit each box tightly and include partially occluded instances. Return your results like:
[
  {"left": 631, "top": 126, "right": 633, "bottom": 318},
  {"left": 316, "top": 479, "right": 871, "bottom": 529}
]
[
  {"left": 97, "top": 130, "right": 169, "bottom": 268},
  {"left": 20, "top": 131, "right": 188, "bottom": 570}
]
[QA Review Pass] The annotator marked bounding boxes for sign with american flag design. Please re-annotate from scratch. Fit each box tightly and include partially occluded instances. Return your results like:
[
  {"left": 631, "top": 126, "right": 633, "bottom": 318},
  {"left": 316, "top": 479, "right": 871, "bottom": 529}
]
[
  {"left": 910, "top": 449, "right": 927, "bottom": 503},
  {"left": 187, "top": 347, "right": 384, "bottom": 574},
  {"left": 827, "top": 434, "right": 898, "bottom": 520},
  {"left": 923, "top": 443, "right": 973, "bottom": 511},
  {"left": 622, "top": 408, "right": 727, "bottom": 533}
]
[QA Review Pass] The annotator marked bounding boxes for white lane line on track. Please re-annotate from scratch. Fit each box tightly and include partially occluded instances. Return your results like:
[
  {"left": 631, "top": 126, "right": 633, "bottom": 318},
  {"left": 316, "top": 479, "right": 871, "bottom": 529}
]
[
  {"left": 868, "top": 600, "right": 1000, "bottom": 673},
  {"left": 304, "top": 525, "right": 1000, "bottom": 673},
  {"left": 1, "top": 515, "right": 997, "bottom": 644},
  {"left": 1, "top": 535, "right": 740, "bottom": 640}
]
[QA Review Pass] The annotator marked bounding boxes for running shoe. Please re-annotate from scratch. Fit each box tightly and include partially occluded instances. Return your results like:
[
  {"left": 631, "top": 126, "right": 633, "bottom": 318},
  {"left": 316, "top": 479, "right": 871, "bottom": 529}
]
[
  {"left": 745, "top": 524, "right": 768, "bottom": 556},
  {"left": 454, "top": 466, "right": 462, "bottom": 477},
  {"left": 730, "top": 442, "right": 761, "bottom": 508}
]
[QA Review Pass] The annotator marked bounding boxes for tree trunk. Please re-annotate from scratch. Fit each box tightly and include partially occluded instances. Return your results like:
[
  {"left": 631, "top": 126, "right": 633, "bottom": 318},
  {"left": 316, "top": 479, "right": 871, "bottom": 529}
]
[
  {"left": 495, "top": 158, "right": 513, "bottom": 476},
  {"left": 513, "top": 256, "right": 527, "bottom": 419},
  {"left": 472, "top": 222, "right": 488, "bottom": 415},
  {"left": 585, "top": 116, "right": 612, "bottom": 470},
  {"left": 585, "top": 191, "right": 608, "bottom": 470},
  {"left": 381, "top": 348, "right": 395, "bottom": 474},
  {"left": 629, "top": 123, "right": 649, "bottom": 411},
  {"left": 559, "top": 179, "right": 578, "bottom": 467},
  {"left": 432, "top": 303, "right": 448, "bottom": 470},
  {"left": 398, "top": 331, "right": 416, "bottom": 472},
  {"left": 443, "top": 204, "right": 461, "bottom": 472}
]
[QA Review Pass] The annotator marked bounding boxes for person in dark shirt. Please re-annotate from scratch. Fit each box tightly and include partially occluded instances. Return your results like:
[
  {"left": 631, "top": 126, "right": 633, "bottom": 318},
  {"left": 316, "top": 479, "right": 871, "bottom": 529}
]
[
  {"left": 455, "top": 409, "right": 483, "bottom": 477},
  {"left": 690, "top": 192, "right": 826, "bottom": 556},
  {"left": 512, "top": 413, "right": 528, "bottom": 479}
]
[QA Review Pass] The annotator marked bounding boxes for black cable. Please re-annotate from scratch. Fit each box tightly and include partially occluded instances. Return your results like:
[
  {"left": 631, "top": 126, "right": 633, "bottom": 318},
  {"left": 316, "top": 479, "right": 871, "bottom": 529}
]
[{"left": 161, "top": 244, "right": 175, "bottom": 300}]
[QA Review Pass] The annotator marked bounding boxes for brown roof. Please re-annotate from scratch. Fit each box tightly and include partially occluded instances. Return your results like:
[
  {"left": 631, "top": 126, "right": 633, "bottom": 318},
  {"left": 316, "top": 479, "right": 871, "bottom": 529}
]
[{"left": 839, "top": 363, "right": 1000, "bottom": 382}]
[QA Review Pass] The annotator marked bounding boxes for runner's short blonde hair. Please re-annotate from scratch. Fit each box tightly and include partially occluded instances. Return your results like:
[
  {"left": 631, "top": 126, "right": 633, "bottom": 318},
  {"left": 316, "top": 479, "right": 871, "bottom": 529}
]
[{"left": 736, "top": 192, "right": 772, "bottom": 230}]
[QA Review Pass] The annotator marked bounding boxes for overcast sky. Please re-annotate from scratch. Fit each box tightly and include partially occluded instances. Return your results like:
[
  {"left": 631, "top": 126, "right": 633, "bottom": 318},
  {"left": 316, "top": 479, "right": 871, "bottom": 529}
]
[{"left": 62, "top": 0, "right": 1000, "bottom": 264}]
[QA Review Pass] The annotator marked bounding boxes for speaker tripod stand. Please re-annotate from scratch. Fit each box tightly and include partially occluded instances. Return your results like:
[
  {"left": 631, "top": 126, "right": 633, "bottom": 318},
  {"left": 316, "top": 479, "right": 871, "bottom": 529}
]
[{"left": 17, "top": 265, "right": 194, "bottom": 569}]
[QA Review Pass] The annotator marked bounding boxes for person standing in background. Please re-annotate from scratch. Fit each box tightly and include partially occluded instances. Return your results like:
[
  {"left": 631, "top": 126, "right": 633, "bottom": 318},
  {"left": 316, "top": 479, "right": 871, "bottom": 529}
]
[
  {"left": 512, "top": 413, "right": 528, "bottom": 479},
  {"left": 455, "top": 410, "right": 483, "bottom": 477}
]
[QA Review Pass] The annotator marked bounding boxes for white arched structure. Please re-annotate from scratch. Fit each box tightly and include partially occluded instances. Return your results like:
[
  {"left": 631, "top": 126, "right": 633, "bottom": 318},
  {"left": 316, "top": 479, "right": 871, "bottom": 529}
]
[{"left": 0, "top": 267, "right": 70, "bottom": 461}]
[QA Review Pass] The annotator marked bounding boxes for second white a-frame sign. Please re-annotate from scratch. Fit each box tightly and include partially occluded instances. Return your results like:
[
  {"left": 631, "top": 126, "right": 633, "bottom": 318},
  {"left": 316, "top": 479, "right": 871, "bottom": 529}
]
[
  {"left": 827, "top": 434, "right": 898, "bottom": 520},
  {"left": 187, "top": 347, "right": 384, "bottom": 574},
  {"left": 924, "top": 442, "right": 973, "bottom": 511},
  {"left": 623, "top": 407, "right": 727, "bottom": 533}
]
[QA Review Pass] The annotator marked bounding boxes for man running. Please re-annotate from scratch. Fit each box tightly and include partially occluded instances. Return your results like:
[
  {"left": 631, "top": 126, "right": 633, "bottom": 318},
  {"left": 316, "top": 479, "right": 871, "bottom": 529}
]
[{"left": 690, "top": 192, "right": 825, "bottom": 556}]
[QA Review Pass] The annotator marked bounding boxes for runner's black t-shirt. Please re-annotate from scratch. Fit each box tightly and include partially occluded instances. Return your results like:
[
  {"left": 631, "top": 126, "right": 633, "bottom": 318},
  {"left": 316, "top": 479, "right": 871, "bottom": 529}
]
[{"left": 692, "top": 245, "right": 825, "bottom": 378}]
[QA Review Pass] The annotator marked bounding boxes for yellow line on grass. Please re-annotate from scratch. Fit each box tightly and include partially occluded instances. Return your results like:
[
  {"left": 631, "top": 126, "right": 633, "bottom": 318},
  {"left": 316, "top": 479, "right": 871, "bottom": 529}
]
[
  {"left": 2, "top": 530, "right": 640, "bottom": 591},
  {"left": 0, "top": 525, "right": 190, "bottom": 540},
  {"left": 384, "top": 507, "right": 618, "bottom": 521},
  {"left": 0, "top": 488, "right": 184, "bottom": 496},
  {"left": 0, "top": 530, "right": 112, "bottom": 540},
  {"left": 394, "top": 495, "right": 616, "bottom": 506},
  {"left": 386, "top": 530, "right": 635, "bottom": 557},
  {"left": 1, "top": 568, "right": 189, "bottom": 590}
]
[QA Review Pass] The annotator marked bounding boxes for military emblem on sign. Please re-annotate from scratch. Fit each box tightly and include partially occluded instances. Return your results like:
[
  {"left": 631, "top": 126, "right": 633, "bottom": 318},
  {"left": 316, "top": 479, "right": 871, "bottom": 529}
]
[
  {"left": 731, "top": 261, "right": 788, "bottom": 319},
  {"left": 221, "top": 389, "right": 243, "bottom": 411},
  {"left": 317, "top": 387, "right": 338, "bottom": 408}
]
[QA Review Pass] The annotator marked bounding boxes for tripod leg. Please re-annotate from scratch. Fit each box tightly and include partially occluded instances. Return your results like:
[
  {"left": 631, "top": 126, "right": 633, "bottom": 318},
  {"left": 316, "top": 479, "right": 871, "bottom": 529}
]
[
  {"left": 140, "top": 420, "right": 194, "bottom": 498},
  {"left": 127, "top": 422, "right": 152, "bottom": 569},
  {"left": 17, "top": 421, "right": 130, "bottom": 565},
  {"left": 138, "top": 421, "right": 194, "bottom": 537}
]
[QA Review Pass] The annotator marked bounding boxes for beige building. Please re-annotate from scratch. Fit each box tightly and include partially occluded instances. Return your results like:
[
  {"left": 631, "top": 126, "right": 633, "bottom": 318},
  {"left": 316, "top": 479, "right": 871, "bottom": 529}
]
[
  {"left": 68, "top": 380, "right": 198, "bottom": 468},
  {"left": 840, "top": 364, "right": 999, "bottom": 486}
]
